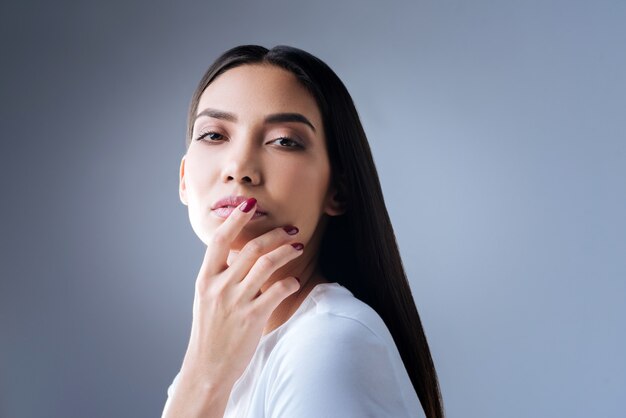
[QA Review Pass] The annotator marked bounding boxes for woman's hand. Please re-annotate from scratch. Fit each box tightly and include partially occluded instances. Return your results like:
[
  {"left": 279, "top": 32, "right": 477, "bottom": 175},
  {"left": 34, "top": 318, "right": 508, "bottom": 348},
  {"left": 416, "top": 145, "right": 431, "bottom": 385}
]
[{"left": 179, "top": 197, "right": 303, "bottom": 394}]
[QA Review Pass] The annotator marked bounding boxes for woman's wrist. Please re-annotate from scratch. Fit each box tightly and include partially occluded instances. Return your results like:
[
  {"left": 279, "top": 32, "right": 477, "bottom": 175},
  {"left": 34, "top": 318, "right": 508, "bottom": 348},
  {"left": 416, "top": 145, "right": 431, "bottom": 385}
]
[{"left": 162, "top": 371, "right": 234, "bottom": 418}]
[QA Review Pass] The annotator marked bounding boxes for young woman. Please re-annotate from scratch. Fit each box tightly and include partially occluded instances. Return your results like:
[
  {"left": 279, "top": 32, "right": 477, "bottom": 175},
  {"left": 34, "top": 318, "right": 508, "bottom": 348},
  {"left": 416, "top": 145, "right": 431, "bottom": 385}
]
[{"left": 162, "top": 44, "right": 444, "bottom": 418}]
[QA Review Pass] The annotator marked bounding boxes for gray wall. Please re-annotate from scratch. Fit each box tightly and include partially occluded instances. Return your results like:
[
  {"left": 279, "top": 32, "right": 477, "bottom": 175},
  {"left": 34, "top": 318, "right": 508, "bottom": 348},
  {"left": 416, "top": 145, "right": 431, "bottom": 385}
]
[{"left": 1, "top": 1, "right": 624, "bottom": 417}]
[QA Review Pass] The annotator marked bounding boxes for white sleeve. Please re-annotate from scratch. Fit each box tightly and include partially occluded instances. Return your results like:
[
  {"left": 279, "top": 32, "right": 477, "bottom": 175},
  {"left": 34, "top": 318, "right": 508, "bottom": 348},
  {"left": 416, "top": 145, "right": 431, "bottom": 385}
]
[{"left": 264, "top": 313, "right": 422, "bottom": 418}]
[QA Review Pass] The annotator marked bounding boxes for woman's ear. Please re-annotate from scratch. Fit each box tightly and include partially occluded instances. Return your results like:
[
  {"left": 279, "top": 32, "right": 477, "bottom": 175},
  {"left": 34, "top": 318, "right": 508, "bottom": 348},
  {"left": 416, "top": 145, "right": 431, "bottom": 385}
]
[
  {"left": 179, "top": 155, "right": 188, "bottom": 206},
  {"left": 324, "top": 178, "right": 348, "bottom": 216}
]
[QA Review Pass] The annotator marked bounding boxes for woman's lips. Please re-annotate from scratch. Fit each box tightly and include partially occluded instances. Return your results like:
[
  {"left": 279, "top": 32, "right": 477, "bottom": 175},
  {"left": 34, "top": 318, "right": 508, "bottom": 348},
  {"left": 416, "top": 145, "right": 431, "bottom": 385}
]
[{"left": 211, "top": 207, "right": 267, "bottom": 220}]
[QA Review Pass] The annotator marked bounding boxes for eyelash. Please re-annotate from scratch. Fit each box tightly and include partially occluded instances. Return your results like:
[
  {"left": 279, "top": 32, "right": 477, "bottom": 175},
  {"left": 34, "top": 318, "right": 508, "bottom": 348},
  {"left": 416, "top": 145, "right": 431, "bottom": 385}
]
[{"left": 195, "top": 131, "right": 304, "bottom": 150}]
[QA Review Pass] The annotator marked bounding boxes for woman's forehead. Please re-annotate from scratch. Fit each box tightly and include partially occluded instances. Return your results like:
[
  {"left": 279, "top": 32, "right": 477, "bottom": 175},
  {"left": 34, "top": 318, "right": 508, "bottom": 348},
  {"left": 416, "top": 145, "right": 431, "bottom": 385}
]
[{"left": 196, "top": 64, "right": 322, "bottom": 126}]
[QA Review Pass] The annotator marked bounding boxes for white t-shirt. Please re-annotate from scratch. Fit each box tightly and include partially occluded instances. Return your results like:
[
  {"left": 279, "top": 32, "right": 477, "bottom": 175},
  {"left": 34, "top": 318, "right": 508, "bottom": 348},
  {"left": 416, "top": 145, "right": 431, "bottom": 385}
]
[{"left": 163, "top": 282, "right": 426, "bottom": 418}]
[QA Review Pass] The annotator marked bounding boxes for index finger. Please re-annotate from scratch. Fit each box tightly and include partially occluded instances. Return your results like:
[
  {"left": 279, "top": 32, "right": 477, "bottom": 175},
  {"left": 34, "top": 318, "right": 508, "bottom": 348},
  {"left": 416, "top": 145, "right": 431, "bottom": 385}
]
[{"left": 201, "top": 197, "right": 258, "bottom": 276}]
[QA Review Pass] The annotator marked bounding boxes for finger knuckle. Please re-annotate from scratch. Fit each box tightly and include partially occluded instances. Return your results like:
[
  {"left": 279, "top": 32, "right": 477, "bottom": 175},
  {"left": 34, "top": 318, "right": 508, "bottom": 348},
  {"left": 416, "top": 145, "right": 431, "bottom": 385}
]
[
  {"left": 211, "top": 231, "right": 228, "bottom": 247},
  {"left": 244, "top": 241, "right": 264, "bottom": 258},
  {"left": 204, "top": 281, "right": 227, "bottom": 301},
  {"left": 257, "top": 254, "right": 276, "bottom": 270},
  {"left": 194, "top": 279, "right": 209, "bottom": 296},
  {"left": 275, "top": 280, "right": 292, "bottom": 293},
  {"left": 250, "top": 242, "right": 266, "bottom": 258}
]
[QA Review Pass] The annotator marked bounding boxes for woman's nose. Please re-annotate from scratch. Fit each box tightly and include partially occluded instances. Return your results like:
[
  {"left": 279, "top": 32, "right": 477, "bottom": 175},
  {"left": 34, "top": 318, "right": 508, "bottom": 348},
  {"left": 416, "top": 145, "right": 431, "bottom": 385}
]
[{"left": 220, "top": 140, "right": 261, "bottom": 185}]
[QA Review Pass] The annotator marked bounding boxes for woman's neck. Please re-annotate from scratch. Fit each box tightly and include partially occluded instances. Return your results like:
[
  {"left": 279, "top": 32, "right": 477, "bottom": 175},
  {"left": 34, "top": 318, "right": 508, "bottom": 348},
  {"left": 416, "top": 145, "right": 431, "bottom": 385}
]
[{"left": 261, "top": 266, "right": 330, "bottom": 336}]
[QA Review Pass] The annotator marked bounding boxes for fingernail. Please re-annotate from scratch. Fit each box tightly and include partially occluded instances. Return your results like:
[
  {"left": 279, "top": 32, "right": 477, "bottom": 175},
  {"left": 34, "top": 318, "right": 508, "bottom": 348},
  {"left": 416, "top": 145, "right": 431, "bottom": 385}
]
[
  {"left": 283, "top": 225, "right": 299, "bottom": 235},
  {"left": 240, "top": 197, "right": 256, "bottom": 213},
  {"left": 291, "top": 242, "right": 304, "bottom": 250}
]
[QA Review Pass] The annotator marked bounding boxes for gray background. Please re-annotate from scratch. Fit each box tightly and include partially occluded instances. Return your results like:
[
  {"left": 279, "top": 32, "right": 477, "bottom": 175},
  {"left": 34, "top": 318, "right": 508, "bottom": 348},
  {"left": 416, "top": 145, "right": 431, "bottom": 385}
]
[{"left": 1, "top": 0, "right": 624, "bottom": 417}]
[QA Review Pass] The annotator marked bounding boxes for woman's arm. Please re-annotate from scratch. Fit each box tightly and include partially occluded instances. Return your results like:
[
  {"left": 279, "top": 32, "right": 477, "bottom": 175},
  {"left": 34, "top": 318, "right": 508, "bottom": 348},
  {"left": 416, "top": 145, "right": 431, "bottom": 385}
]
[
  {"left": 161, "top": 369, "right": 234, "bottom": 418},
  {"left": 160, "top": 197, "right": 302, "bottom": 417}
]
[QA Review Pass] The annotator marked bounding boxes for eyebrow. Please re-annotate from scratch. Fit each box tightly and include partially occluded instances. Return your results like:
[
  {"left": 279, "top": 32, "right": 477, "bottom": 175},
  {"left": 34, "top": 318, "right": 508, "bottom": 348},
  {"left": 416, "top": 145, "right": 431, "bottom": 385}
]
[{"left": 194, "top": 108, "right": 316, "bottom": 133}]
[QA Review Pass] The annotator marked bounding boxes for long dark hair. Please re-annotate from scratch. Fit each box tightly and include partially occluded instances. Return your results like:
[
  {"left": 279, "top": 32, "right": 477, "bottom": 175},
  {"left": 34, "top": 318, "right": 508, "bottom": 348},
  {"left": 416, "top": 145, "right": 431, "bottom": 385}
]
[{"left": 184, "top": 44, "right": 444, "bottom": 418}]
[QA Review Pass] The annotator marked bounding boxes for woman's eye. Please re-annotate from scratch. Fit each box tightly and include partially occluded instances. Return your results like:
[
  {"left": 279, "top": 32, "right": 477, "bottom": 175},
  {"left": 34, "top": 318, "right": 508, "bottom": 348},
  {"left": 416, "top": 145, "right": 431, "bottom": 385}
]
[
  {"left": 195, "top": 132, "right": 303, "bottom": 150},
  {"left": 196, "top": 131, "right": 224, "bottom": 142},
  {"left": 270, "top": 137, "right": 304, "bottom": 149}
]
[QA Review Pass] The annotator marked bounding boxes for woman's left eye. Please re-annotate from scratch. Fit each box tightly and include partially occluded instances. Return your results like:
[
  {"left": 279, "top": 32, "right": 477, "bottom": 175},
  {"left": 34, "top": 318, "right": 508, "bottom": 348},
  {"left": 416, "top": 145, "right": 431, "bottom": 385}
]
[{"left": 270, "top": 137, "right": 304, "bottom": 149}]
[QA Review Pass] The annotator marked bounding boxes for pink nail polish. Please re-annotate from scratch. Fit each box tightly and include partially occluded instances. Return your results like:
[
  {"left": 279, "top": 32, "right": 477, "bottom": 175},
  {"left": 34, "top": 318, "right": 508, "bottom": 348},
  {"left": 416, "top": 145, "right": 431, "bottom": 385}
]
[
  {"left": 283, "top": 226, "right": 299, "bottom": 235},
  {"left": 240, "top": 197, "right": 256, "bottom": 213}
]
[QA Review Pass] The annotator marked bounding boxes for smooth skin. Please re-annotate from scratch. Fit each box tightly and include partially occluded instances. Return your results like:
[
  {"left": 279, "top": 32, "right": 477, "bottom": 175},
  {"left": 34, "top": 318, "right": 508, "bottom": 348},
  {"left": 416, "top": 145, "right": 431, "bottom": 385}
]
[{"left": 163, "top": 64, "right": 346, "bottom": 417}]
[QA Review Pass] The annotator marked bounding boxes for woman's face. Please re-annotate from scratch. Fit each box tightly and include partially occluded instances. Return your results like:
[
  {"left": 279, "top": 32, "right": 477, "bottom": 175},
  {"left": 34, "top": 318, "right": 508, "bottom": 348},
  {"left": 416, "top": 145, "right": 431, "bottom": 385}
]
[{"left": 179, "top": 63, "right": 343, "bottom": 258}]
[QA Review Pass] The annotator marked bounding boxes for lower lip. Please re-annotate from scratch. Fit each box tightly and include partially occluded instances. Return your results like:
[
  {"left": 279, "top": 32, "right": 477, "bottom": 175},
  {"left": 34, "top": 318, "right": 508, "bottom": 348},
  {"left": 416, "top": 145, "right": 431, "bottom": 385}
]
[{"left": 211, "top": 207, "right": 267, "bottom": 220}]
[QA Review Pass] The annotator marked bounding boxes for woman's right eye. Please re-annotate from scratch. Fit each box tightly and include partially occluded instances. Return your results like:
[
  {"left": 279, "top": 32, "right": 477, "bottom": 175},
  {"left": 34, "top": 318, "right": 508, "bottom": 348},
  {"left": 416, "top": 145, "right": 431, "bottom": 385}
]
[{"left": 196, "top": 131, "right": 224, "bottom": 142}]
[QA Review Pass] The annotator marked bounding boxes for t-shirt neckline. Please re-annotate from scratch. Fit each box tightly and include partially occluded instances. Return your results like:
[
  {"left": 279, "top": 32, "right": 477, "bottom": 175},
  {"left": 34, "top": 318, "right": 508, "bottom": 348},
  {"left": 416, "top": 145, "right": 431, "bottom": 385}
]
[{"left": 259, "top": 281, "right": 341, "bottom": 342}]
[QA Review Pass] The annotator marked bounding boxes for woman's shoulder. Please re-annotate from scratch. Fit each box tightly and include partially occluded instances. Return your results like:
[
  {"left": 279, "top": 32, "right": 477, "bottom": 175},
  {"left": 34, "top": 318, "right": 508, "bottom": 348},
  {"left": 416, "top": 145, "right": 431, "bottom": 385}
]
[{"left": 263, "top": 282, "right": 424, "bottom": 417}]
